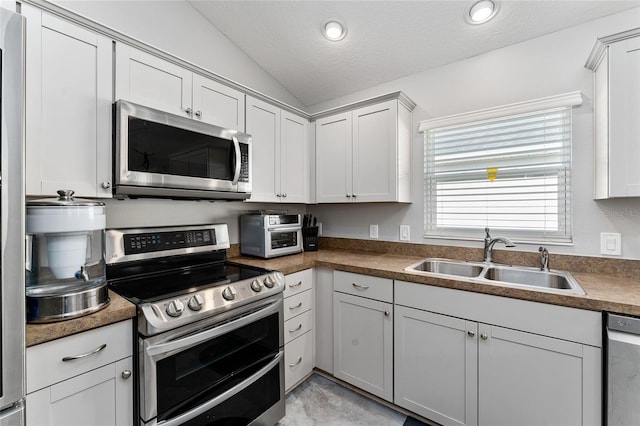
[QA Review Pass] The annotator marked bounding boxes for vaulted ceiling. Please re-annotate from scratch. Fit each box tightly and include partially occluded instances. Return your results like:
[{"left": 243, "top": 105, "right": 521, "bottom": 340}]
[{"left": 189, "top": 0, "right": 639, "bottom": 107}]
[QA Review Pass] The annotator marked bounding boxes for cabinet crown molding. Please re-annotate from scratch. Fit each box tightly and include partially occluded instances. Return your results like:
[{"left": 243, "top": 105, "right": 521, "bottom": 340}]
[
  {"left": 585, "top": 27, "right": 640, "bottom": 70},
  {"left": 310, "top": 91, "right": 416, "bottom": 122}
]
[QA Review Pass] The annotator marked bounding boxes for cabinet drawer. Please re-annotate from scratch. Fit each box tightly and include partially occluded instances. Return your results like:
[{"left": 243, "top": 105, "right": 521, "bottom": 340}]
[
  {"left": 284, "top": 310, "right": 313, "bottom": 344},
  {"left": 334, "top": 271, "right": 393, "bottom": 303},
  {"left": 283, "top": 269, "right": 313, "bottom": 298},
  {"left": 284, "top": 289, "right": 312, "bottom": 321},
  {"left": 27, "top": 320, "right": 133, "bottom": 393},
  {"left": 284, "top": 330, "right": 313, "bottom": 392}
]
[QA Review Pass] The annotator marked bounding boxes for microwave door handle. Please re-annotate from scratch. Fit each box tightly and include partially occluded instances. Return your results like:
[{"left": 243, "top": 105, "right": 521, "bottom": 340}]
[{"left": 231, "top": 136, "right": 241, "bottom": 185}]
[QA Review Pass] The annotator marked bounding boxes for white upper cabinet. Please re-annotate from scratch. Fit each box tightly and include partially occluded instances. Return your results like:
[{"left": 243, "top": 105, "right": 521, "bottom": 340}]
[
  {"left": 24, "top": 5, "right": 113, "bottom": 198},
  {"left": 586, "top": 29, "right": 640, "bottom": 199},
  {"left": 315, "top": 93, "right": 414, "bottom": 203},
  {"left": 246, "top": 96, "right": 310, "bottom": 203},
  {"left": 115, "top": 44, "right": 245, "bottom": 131}
]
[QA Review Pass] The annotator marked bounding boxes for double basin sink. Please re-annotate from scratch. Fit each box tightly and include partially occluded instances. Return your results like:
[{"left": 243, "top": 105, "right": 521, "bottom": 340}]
[{"left": 405, "top": 258, "right": 585, "bottom": 295}]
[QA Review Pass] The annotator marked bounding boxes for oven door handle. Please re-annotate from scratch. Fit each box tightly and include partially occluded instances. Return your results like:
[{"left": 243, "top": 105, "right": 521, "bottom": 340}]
[
  {"left": 267, "top": 226, "right": 301, "bottom": 233},
  {"left": 145, "top": 298, "right": 281, "bottom": 358},
  {"left": 160, "top": 351, "right": 283, "bottom": 426}
]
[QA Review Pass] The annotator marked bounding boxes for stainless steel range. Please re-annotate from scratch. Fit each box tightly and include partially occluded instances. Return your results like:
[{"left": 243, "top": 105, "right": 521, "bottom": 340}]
[{"left": 106, "top": 224, "right": 285, "bottom": 426}]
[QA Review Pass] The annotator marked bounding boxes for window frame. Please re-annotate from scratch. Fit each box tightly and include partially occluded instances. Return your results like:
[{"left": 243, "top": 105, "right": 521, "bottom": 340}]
[{"left": 419, "top": 92, "right": 582, "bottom": 244}]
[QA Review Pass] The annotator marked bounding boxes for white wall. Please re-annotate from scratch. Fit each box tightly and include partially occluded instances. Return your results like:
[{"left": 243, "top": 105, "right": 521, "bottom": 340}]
[
  {"left": 51, "top": 0, "right": 305, "bottom": 110},
  {"left": 308, "top": 8, "right": 640, "bottom": 260}
]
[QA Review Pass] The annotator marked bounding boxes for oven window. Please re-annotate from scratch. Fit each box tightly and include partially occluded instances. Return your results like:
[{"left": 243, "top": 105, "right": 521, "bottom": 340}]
[
  {"left": 156, "top": 311, "right": 280, "bottom": 421},
  {"left": 127, "top": 117, "right": 234, "bottom": 180},
  {"left": 270, "top": 231, "right": 297, "bottom": 249}
]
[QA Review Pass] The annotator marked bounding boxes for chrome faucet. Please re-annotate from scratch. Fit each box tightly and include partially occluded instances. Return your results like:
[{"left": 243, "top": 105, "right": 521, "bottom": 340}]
[
  {"left": 483, "top": 227, "right": 515, "bottom": 263},
  {"left": 539, "top": 246, "right": 550, "bottom": 271}
]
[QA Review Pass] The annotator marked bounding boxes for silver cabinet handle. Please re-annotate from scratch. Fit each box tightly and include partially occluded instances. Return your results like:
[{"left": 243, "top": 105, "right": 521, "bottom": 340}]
[
  {"left": 384, "top": 311, "right": 390, "bottom": 316},
  {"left": 121, "top": 370, "right": 132, "bottom": 380},
  {"left": 352, "top": 282, "right": 370, "bottom": 290},
  {"left": 289, "top": 356, "right": 303, "bottom": 367},
  {"left": 467, "top": 330, "right": 476, "bottom": 337},
  {"left": 480, "top": 333, "right": 489, "bottom": 340},
  {"left": 289, "top": 302, "right": 303, "bottom": 310},
  {"left": 282, "top": 193, "right": 287, "bottom": 198},
  {"left": 185, "top": 107, "right": 193, "bottom": 115},
  {"left": 289, "top": 324, "right": 303, "bottom": 333},
  {"left": 289, "top": 281, "right": 303, "bottom": 288},
  {"left": 346, "top": 194, "right": 351, "bottom": 198},
  {"left": 101, "top": 182, "right": 111, "bottom": 189},
  {"left": 62, "top": 343, "right": 107, "bottom": 362},
  {"left": 195, "top": 110, "right": 202, "bottom": 117},
  {"left": 276, "top": 194, "right": 282, "bottom": 198},
  {"left": 352, "top": 194, "right": 357, "bottom": 198}
]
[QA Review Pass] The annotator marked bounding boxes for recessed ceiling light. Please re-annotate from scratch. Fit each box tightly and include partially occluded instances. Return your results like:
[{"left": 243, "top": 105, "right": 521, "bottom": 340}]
[
  {"left": 322, "top": 20, "right": 347, "bottom": 41},
  {"left": 465, "top": 0, "right": 499, "bottom": 25}
]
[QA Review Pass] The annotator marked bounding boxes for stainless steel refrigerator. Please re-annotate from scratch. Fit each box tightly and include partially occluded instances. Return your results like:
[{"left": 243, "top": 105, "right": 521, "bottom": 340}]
[{"left": 0, "top": 7, "right": 25, "bottom": 426}]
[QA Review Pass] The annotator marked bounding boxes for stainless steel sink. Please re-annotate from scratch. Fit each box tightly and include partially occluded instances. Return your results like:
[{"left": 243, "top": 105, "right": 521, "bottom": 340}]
[
  {"left": 404, "top": 258, "right": 585, "bottom": 295},
  {"left": 483, "top": 266, "right": 584, "bottom": 294},
  {"left": 405, "top": 258, "right": 484, "bottom": 278}
]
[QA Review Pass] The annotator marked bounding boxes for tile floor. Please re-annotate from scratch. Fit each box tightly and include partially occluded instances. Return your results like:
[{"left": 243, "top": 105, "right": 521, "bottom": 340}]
[{"left": 276, "top": 374, "right": 411, "bottom": 426}]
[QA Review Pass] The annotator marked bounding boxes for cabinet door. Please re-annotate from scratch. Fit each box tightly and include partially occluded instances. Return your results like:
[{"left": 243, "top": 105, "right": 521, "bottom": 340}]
[
  {"left": 478, "top": 324, "right": 601, "bottom": 426},
  {"left": 352, "top": 100, "right": 398, "bottom": 202},
  {"left": 394, "top": 306, "right": 478, "bottom": 426},
  {"left": 24, "top": 6, "right": 112, "bottom": 197},
  {"left": 192, "top": 74, "right": 245, "bottom": 131},
  {"left": 26, "top": 357, "right": 133, "bottom": 426},
  {"left": 245, "top": 96, "right": 280, "bottom": 202},
  {"left": 115, "top": 44, "right": 192, "bottom": 118},
  {"left": 609, "top": 36, "right": 640, "bottom": 197},
  {"left": 333, "top": 292, "right": 392, "bottom": 401},
  {"left": 316, "top": 112, "right": 352, "bottom": 203},
  {"left": 280, "top": 111, "right": 310, "bottom": 203}
]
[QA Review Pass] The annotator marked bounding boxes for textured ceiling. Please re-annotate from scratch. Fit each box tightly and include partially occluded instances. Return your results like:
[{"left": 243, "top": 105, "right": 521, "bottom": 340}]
[{"left": 188, "top": 1, "right": 640, "bottom": 107}]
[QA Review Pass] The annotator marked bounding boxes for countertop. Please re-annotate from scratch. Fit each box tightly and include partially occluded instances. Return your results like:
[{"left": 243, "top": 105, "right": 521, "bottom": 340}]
[
  {"left": 230, "top": 249, "right": 640, "bottom": 316},
  {"left": 26, "top": 243, "right": 640, "bottom": 346},
  {"left": 26, "top": 290, "right": 136, "bottom": 347}
]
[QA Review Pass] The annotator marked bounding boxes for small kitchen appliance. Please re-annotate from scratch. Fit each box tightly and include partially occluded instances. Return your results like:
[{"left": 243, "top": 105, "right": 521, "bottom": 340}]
[
  {"left": 26, "top": 190, "right": 109, "bottom": 322},
  {"left": 240, "top": 213, "right": 302, "bottom": 258},
  {"left": 106, "top": 224, "right": 286, "bottom": 426}
]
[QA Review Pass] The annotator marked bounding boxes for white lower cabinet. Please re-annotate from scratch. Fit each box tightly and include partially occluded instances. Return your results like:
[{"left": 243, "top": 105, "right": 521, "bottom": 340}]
[
  {"left": 26, "top": 321, "right": 134, "bottom": 426},
  {"left": 394, "top": 281, "right": 602, "bottom": 426},
  {"left": 333, "top": 271, "right": 393, "bottom": 402},
  {"left": 283, "top": 269, "right": 314, "bottom": 392}
]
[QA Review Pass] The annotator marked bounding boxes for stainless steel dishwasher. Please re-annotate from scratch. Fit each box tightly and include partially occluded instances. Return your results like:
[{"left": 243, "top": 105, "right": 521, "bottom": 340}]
[{"left": 606, "top": 312, "right": 640, "bottom": 426}]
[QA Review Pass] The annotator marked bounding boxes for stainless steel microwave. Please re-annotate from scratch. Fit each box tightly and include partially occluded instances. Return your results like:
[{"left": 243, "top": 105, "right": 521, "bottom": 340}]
[{"left": 114, "top": 100, "right": 251, "bottom": 200}]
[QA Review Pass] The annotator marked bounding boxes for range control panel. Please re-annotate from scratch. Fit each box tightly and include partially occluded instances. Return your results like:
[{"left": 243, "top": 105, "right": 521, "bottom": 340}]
[
  {"left": 124, "top": 229, "right": 217, "bottom": 254},
  {"left": 106, "top": 224, "right": 230, "bottom": 264}
]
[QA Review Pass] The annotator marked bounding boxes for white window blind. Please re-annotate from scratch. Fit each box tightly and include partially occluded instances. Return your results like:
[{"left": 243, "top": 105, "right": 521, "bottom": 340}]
[{"left": 423, "top": 104, "right": 574, "bottom": 243}]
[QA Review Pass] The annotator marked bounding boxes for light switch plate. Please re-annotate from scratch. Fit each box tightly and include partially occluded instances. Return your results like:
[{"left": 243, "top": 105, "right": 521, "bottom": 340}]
[
  {"left": 600, "top": 232, "right": 621, "bottom": 255},
  {"left": 370, "top": 224, "right": 379, "bottom": 239},
  {"left": 400, "top": 225, "right": 410, "bottom": 241}
]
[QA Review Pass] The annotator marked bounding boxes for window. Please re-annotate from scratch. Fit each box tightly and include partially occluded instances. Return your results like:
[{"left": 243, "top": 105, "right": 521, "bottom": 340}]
[{"left": 420, "top": 92, "right": 582, "bottom": 244}]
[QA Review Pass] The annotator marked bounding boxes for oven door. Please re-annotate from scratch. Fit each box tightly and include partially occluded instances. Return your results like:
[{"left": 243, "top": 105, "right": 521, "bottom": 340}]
[
  {"left": 266, "top": 227, "right": 302, "bottom": 258},
  {"left": 140, "top": 296, "right": 284, "bottom": 426}
]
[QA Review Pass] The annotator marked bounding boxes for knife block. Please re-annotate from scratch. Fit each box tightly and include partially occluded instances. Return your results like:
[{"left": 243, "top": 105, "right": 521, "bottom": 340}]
[{"left": 302, "top": 226, "right": 318, "bottom": 252}]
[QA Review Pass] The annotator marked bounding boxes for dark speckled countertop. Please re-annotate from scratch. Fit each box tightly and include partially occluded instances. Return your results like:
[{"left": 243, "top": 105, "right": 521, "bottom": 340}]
[{"left": 26, "top": 238, "right": 640, "bottom": 346}]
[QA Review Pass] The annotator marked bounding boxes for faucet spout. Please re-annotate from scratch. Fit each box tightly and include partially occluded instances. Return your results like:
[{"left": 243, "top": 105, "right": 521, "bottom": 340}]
[
  {"left": 483, "top": 228, "right": 515, "bottom": 263},
  {"left": 539, "top": 246, "right": 550, "bottom": 271}
]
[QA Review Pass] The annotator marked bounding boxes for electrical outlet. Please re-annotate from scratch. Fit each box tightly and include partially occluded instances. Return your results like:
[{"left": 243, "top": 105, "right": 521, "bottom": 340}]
[
  {"left": 370, "top": 224, "right": 379, "bottom": 239},
  {"left": 600, "top": 232, "right": 621, "bottom": 255},
  {"left": 400, "top": 225, "right": 410, "bottom": 241},
  {"left": 318, "top": 223, "right": 322, "bottom": 236}
]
